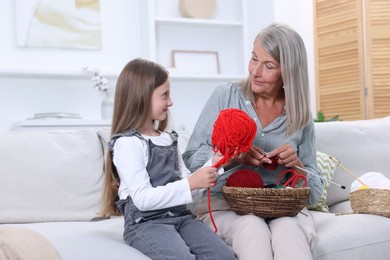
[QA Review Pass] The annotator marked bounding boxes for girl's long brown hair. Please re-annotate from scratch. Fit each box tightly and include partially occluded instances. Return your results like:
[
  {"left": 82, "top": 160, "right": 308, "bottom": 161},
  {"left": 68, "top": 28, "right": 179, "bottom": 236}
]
[{"left": 101, "top": 58, "right": 169, "bottom": 217}]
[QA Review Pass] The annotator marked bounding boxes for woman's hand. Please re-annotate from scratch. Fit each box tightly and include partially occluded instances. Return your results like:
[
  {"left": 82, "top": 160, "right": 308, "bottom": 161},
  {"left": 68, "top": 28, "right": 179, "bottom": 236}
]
[
  {"left": 188, "top": 166, "right": 217, "bottom": 190},
  {"left": 265, "top": 144, "right": 304, "bottom": 169},
  {"left": 233, "top": 145, "right": 271, "bottom": 166}
]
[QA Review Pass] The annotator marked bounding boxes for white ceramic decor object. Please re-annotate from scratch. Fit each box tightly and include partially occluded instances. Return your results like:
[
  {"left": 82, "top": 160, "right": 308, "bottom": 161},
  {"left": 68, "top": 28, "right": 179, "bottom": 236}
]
[
  {"left": 101, "top": 90, "right": 114, "bottom": 120},
  {"left": 179, "top": 0, "right": 216, "bottom": 19}
]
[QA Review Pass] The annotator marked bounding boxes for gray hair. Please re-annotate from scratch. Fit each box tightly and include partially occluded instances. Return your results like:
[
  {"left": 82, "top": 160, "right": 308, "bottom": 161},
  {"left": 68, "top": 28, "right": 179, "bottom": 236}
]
[{"left": 241, "top": 23, "right": 311, "bottom": 136}]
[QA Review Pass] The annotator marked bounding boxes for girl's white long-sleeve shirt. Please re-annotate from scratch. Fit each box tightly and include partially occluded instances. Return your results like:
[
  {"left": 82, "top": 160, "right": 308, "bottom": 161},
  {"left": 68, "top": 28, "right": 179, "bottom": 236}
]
[{"left": 113, "top": 132, "right": 209, "bottom": 212}]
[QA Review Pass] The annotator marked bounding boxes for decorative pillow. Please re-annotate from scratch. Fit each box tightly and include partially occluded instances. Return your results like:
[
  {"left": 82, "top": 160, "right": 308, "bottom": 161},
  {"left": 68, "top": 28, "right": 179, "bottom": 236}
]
[
  {"left": 0, "top": 130, "right": 104, "bottom": 223},
  {"left": 97, "top": 128, "right": 111, "bottom": 160},
  {"left": 307, "top": 151, "right": 338, "bottom": 212}
]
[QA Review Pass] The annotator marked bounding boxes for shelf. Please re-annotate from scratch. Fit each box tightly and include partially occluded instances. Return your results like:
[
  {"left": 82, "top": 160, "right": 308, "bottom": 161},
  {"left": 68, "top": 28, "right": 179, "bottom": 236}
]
[
  {"left": 11, "top": 119, "right": 111, "bottom": 132},
  {"left": 155, "top": 17, "right": 243, "bottom": 27},
  {"left": 170, "top": 74, "right": 245, "bottom": 81},
  {"left": 0, "top": 70, "right": 245, "bottom": 82},
  {"left": 17, "top": 119, "right": 111, "bottom": 126},
  {"left": 148, "top": 0, "right": 248, "bottom": 78},
  {"left": 0, "top": 69, "right": 118, "bottom": 79}
]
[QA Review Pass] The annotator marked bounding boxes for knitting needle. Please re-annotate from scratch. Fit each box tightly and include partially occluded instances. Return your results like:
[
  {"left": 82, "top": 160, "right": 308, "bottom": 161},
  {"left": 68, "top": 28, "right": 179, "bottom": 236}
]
[
  {"left": 294, "top": 165, "right": 346, "bottom": 189},
  {"left": 218, "top": 164, "right": 242, "bottom": 176},
  {"left": 226, "top": 163, "right": 346, "bottom": 190},
  {"left": 328, "top": 156, "right": 368, "bottom": 187}
]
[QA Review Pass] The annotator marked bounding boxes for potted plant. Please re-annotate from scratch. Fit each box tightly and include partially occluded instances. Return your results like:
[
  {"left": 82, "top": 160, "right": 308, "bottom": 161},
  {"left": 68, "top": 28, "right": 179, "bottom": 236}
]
[{"left": 314, "top": 111, "right": 340, "bottom": 122}]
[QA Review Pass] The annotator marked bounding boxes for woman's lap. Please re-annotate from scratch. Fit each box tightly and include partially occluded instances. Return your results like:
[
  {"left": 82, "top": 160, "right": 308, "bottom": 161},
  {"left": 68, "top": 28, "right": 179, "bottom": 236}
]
[{"left": 198, "top": 207, "right": 316, "bottom": 260}]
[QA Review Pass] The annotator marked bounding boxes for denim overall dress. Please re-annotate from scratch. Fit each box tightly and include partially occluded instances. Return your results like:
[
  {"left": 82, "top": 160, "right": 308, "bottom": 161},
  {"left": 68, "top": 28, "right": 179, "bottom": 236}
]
[
  {"left": 110, "top": 130, "right": 191, "bottom": 223},
  {"left": 109, "top": 130, "right": 237, "bottom": 260}
]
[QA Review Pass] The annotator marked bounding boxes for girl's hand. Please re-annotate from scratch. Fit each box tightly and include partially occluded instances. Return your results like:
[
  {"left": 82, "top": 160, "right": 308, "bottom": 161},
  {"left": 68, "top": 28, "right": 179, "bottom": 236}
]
[
  {"left": 188, "top": 166, "right": 217, "bottom": 190},
  {"left": 234, "top": 145, "right": 271, "bottom": 166},
  {"left": 265, "top": 144, "right": 304, "bottom": 169},
  {"left": 211, "top": 152, "right": 224, "bottom": 166}
]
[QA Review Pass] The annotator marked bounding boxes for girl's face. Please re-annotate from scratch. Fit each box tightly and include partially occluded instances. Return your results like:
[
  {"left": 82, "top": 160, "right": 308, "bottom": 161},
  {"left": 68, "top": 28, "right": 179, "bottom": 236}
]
[
  {"left": 248, "top": 42, "right": 283, "bottom": 96},
  {"left": 149, "top": 79, "right": 173, "bottom": 122}
]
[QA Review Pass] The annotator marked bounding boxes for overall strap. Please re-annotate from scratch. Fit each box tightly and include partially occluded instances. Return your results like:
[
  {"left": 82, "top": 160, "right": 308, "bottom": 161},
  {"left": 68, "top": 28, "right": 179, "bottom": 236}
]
[
  {"left": 109, "top": 129, "right": 144, "bottom": 155},
  {"left": 108, "top": 130, "right": 143, "bottom": 179},
  {"left": 108, "top": 130, "right": 178, "bottom": 168}
]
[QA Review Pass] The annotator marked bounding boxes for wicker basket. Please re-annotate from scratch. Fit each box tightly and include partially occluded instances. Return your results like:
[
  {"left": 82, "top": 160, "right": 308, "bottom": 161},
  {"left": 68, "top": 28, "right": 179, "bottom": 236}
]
[
  {"left": 350, "top": 188, "right": 390, "bottom": 218},
  {"left": 222, "top": 186, "right": 311, "bottom": 218}
]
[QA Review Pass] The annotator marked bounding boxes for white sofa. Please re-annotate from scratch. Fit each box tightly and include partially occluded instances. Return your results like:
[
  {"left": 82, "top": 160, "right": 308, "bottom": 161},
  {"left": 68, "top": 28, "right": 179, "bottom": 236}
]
[{"left": 1, "top": 117, "right": 389, "bottom": 260}]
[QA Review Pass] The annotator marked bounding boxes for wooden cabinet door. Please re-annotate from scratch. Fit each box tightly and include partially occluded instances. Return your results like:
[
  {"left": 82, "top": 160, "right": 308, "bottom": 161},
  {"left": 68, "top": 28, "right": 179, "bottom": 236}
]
[
  {"left": 365, "top": 0, "right": 390, "bottom": 118},
  {"left": 314, "top": 0, "right": 366, "bottom": 120}
]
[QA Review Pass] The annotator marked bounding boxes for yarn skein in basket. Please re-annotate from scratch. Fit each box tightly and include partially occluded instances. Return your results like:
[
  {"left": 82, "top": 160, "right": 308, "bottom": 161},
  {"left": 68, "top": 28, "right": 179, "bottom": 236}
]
[
  {"left": 225, "top": 169, "right": 264, "bottom": 188},
  {"left": 208, "top": 108, "right": 258, "bottom": 232}
]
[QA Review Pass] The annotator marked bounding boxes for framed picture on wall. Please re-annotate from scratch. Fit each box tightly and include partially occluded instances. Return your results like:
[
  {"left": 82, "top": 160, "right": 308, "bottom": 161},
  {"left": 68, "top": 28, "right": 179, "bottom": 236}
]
[{"left": 172, "top": 50, "right": 220, "bottom": 75}]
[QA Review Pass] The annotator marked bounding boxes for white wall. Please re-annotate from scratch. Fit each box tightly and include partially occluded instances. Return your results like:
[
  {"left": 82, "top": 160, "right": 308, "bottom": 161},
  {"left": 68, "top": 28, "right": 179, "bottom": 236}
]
[
  {"left": 0, "top": 0, "right": 138, "bottom": 132},
  {"left": 274, "top": 0, "right": 316, "bottom": 115},
  {"left": 0, "top": 0, "right": 141, "bottom": 73},
  {"left": 0, "top": 0, "right": 315, "bottom": 133}
]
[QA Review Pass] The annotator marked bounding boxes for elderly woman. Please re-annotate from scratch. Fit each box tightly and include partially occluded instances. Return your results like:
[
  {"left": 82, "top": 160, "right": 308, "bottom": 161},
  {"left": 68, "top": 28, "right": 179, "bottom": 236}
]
[{"left": 183, "top": 23, "right": 323, "bottom": 260}]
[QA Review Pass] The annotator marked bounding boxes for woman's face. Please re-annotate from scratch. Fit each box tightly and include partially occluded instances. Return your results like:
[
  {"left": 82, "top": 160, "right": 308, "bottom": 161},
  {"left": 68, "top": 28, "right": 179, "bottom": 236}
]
[
  {"left": 149, "top": 79, "right": 173, "bottom": 122},
  {"left": 248, "top": 42, "right": 283, "bottom": 96}
]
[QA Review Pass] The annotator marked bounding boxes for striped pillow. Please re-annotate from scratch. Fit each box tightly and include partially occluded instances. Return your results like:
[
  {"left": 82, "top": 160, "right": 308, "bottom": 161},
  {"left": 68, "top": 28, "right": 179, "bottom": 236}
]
[{"left": 307, "top": 151, "right": 338, "bottom": 212}]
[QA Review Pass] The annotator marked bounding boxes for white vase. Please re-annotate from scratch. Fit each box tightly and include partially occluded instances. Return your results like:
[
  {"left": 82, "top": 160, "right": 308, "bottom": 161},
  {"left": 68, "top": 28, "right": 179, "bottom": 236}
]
[{"left": 101, "top": 90, "right": 114, "bottom": 120}]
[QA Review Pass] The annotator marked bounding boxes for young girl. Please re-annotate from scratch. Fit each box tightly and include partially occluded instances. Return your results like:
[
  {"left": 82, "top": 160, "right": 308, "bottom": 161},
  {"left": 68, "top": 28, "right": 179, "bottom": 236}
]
[{"left": 101, "top": 58, "right": 236, "bottom": 260}]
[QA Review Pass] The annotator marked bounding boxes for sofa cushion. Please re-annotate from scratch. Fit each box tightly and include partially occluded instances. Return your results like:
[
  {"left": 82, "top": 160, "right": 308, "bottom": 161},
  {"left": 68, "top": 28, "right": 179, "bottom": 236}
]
[
  {"left": 307, "top": 151, "right": 338, "bottom": 212},
  {"left": 315, "top": 116, "right": 390, "bottom": 207},
  {"left": 2, "top": 217, "right": 150, "bottom": 260},
  {"left": 329, "top": 200, "right": 352, "bottom": 213},
  {"left": 97, "top": 128, "right": 111, "bottom": 161},
  {"left": 312, "top": 211, "right": 390, "bottom": 260},
  {"left": 0, "top": 130, "right": 104, "bottom": 223}
]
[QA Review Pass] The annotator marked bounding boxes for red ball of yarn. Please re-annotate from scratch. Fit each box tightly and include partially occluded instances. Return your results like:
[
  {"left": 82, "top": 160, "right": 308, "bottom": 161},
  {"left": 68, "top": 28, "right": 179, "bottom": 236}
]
[
  {"left": 226, "top": 170, "right": 264, "bottom": 188},
  {"left": 211, "top": 108, "right": 257, "bottom": 168}
]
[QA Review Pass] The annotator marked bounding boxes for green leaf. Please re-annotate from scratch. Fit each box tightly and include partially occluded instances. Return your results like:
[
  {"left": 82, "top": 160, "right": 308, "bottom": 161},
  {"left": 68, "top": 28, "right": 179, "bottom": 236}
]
[
  {"left": 314, "top": 111, "right": 341, "bottom": 122},
  {"left": 328, "top": 115, "right": 340, "bottom": 121},
  {"left": 315, "top": 111, "right": 325, "bottom": 122}
]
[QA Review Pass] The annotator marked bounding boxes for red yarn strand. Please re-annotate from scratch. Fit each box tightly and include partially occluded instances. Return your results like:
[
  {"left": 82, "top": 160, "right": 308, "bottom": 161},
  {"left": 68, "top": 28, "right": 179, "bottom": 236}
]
[
  {"left": 208, "top": 109, "right": 257, "bottom": 233},
  {"left": 207, "top": 187, "right": 218, "bottom": 233}
]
